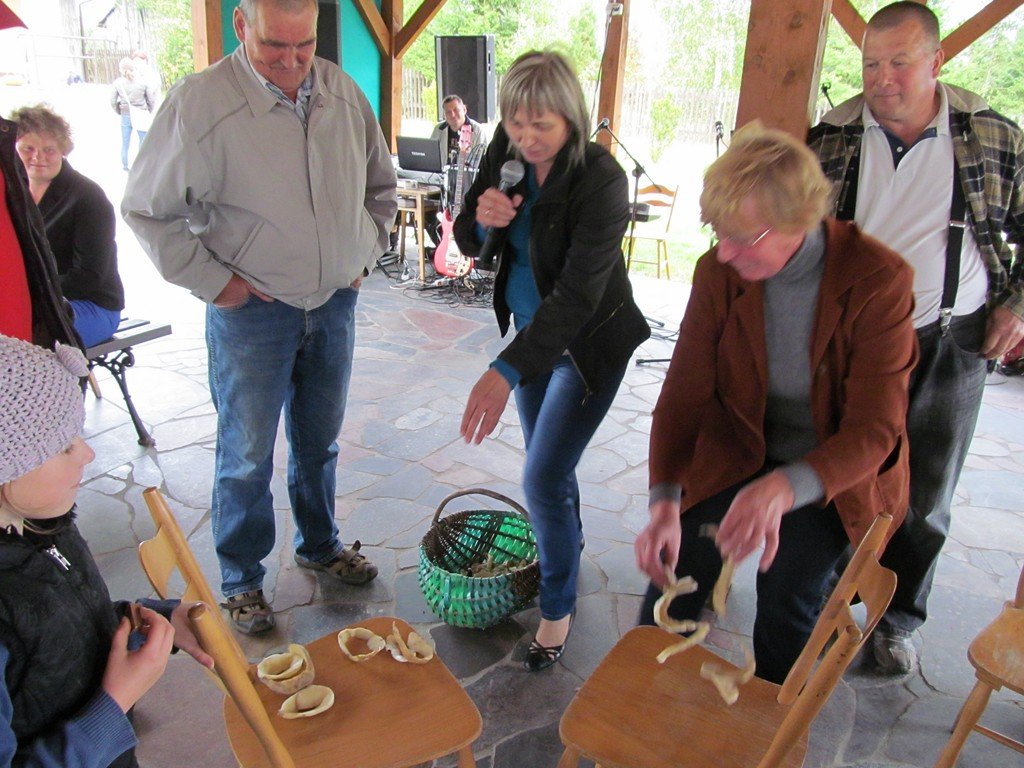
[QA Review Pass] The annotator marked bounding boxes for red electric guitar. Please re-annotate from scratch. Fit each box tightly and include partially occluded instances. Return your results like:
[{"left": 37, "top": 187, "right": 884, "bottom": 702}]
[{"left": 433, "top": 123, "right": 474, "bottom": 278}]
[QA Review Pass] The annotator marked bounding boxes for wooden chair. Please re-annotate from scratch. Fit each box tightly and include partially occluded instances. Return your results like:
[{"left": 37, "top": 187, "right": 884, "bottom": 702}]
[
  {"left": 137, "top": 488, "right": 482, "bottom": 768},
  {"left": 557, "top": 514, "right": 896, "bottom": 768},
  {"left": 624, "top": 184, "right": 678, "bottom": 280},
  {"left": 933, "top": 562, "right": 1024, "bottom": 767}
]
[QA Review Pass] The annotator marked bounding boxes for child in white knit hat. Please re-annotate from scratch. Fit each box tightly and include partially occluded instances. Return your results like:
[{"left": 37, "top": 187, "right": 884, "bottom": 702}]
[{"left": 0, "top": 334, "right": 212, "bottom": 767}]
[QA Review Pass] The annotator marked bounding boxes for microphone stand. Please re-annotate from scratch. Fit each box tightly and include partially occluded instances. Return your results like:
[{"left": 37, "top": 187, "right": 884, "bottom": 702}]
[{"left": 594, "top": 121, "right": 665, "bottom": 331}]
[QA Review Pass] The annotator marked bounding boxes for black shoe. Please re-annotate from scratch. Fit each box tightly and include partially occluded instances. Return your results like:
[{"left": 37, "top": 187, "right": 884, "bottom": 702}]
[{"left": 525, "top": 610, "right": 575, "bottom": 672}]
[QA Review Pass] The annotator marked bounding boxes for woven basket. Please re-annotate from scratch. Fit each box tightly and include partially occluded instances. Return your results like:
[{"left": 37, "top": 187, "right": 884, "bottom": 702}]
[{"left": 418, "top": 488, "right": 540, "bottom": 629}]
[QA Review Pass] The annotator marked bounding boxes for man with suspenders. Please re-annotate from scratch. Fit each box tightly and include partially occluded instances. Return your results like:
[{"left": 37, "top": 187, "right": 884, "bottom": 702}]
[{"left": 808, "top": 2, "right": 1024, "bottom": 673}]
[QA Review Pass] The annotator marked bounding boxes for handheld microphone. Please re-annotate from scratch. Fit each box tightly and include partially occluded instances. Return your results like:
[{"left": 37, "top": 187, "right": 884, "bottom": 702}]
[
  {"left": 714, "top": 120, "right": 724, "bottom": 139},
  {"left": 474, "top": 160, "right": 526, "bottom": 274},
  {"left": 597, "top": 117, "right": 610, "bottom": 130}
]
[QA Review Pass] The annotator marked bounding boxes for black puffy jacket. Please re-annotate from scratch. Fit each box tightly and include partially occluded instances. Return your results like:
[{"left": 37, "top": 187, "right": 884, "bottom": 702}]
[{"left": 454, "top": 124, "right": 650, "bottom": 395}]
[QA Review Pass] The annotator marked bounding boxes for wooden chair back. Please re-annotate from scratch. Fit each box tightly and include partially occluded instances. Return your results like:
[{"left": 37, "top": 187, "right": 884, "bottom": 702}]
[
  {"left": 137, "top": 487, "right": 247, "bottom": 671},
  {"left": 633, "top": 183, "right": 678, "bottom": 235},
  {"left": 761, "top": 513, "right": 896, "bottom": 767},
  {"left": 933, "top": 560, "right": 1024, "bottom": 766},
  {"left": 189, "top": 603, "right": 296, "bottom": 768},
  {"left": 137, "top": 488, "right": 481, "bottom": 768}
]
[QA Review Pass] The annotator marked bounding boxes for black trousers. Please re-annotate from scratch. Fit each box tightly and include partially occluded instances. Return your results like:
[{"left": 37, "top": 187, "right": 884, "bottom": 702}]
[{"left": 639, "top": 477, "right": 848, "bottom": 684}]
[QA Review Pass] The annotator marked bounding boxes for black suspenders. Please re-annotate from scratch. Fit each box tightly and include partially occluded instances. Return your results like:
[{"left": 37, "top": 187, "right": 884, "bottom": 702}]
[{"left": 837, "top": 138, "right": 967, "bottom": 336}]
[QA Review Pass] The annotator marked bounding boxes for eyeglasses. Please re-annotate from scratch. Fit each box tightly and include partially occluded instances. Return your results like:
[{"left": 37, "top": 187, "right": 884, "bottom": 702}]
[{"left": 714, "top": 226, "right": 773, "bottom": 248}]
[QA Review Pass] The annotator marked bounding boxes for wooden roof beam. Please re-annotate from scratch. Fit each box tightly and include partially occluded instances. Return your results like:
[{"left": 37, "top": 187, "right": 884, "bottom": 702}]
[
  {"left": 831, "top": 0, "right": 865, "bottom": 46},
  {"left": 395, "top": 0, "right": 447, "bottom": 59},
  {"left": 351, "top": 0, "right": 391, "bottom": 55},
  {"left": 942, "top": 0, "right": 1024, "bottom": 60}
]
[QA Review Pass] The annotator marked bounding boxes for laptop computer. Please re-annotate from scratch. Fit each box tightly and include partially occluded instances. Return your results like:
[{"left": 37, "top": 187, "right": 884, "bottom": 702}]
[{"left": 396, "top": 135, "right": 443, "bottom": 174}]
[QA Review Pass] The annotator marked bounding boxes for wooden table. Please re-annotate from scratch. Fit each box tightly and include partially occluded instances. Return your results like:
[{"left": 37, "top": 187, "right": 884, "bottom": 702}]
[{"left": 396, "top": 183, "right": 442, "bottom": 282}]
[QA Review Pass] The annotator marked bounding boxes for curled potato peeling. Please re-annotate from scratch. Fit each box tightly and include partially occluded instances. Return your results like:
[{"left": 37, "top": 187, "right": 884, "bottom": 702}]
[
  {"left": 699, "top": 647, "right": 756, "bottom": 705},
  {"left": 656, "top": 622, "right": 710, "bottom": 664},
  {"left": 279, "top": 685, "right": 335, "bottom": 719},
  {"left": 337, "top": 627, "right": 386, "bottom": 661},
  {"left": 653, "top": 571, "right": 699, "bottom": 634},
  {"left": 256, "top": 644, "right": 315, "bottom": 694},
  {"left": 712, "top": 557, "right": 736, "bottom": 617},
  {"left": 385, "top": 621, "right": 434, "bottom": 664}
]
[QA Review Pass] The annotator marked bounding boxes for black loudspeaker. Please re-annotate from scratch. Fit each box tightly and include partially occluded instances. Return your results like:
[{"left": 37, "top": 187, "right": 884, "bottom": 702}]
[
  {"left": 435, "top": 35, "right": 496, "bottom": 123},
  {"left": 316, "top": 1, "right": 339, "bottom": 65}
]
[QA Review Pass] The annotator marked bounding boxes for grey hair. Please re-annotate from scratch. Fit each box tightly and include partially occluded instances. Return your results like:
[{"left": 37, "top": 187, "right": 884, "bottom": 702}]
[
  {"left": 238, "top": 0, "right": 317, "bottom": 24},
  {"left": 499, "top": 50, "right": 589, "bottom": 169}
]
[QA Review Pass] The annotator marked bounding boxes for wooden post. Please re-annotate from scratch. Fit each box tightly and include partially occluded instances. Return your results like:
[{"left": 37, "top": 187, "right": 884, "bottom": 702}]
[
  {"left": 596, "top": 0, "right": 629, "bottom": 152},
  {"left": 191, "top": 0, "right": 223, "bottom": 71},
  {"left": 735, "top": 0, "right": 832, "bottom": 138},
  {"left": 380, "top": 0, "right": 402, "bottom": 151}
]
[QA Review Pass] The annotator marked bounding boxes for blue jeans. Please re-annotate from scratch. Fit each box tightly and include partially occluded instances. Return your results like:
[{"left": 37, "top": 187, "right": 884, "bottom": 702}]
[
  {"left": 119, "top": 113, "right": 131, "bottom": 170},
  {"left": 639, "top": 477, "right": 849, "bottom": 684},
  {"left": 69, "top": 299, "right": 120, "bottom": 347},
  {"left": 879, "top": 306, "right": 988, "bottom": 633},
  {"left": 515, "top": 356, "right": 625, "bottom": 620},
  {"left": 205, "top": 289, "right": 357, "bottom": 597}
]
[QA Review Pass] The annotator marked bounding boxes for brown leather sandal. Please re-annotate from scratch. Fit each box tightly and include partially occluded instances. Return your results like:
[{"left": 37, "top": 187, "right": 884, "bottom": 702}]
[{"left": 294, "top": 540, "right": 379, "bottom": 585}]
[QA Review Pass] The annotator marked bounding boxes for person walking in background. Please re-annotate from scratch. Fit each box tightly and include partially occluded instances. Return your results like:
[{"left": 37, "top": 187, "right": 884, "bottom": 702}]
[
  {"left": 122, "top": 0, "right": 397, "bottom": 636},
  {"left": 110, "top": 58, "right": 155, "bottom": 171},
  {"left": 11, "top": 105, "right": 125, "bottom": 347},
  {"left": 454, "top": 51, "right": 650, "bottom": 672},
  {"left": 131, "top": 50, "right": 162, "bottom": 97},
  {"left": 808, "top": 1, "right": 1024, "bottom": 674}
]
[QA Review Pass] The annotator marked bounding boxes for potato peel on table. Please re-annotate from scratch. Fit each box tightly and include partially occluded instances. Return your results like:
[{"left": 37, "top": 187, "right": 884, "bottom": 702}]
[
  {"left": 384, "top": 621, "right": 435, "bottom": 664},
  {"left": 337, "top": 627, "right": 386, "bottom": 662}
]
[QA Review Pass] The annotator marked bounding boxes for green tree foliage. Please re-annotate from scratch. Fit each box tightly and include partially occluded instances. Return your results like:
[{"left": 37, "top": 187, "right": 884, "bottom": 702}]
[
  {"left": 402, "top": 0, "right": 601, "bottom": 88},
  {"left": 135, "top": 0, "right": 193, "bottom": 89},
  {"left": 650, "top": 93, "right": 682, "bottom": 161}
]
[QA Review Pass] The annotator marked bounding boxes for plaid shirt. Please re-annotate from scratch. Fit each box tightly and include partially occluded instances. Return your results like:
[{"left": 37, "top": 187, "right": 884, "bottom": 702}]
[{"left": 808, "top": 83, "right": 1024, "bottom": 320}]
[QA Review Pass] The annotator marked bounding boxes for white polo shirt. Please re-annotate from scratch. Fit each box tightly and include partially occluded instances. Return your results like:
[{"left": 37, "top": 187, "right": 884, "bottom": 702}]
[{"left": 855, "top": 90, "right": 988, "bottom": 328}]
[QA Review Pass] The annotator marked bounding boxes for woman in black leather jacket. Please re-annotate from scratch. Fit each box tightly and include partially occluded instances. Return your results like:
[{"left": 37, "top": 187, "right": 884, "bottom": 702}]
[{"left": 454, "top": 50, "right": 649, "bottom": 671}]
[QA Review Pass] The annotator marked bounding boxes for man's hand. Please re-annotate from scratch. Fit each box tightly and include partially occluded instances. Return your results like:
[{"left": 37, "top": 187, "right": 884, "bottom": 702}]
[
  {"left": 213, "top": 273, "right": 273, "bottom": 309},
  {"left": 980, "top": 305, "right": 1024, "bottom": 360},
  {"left": 101, "top": 607, "right": 175, "bottom": 713},
  {"left": 169, "top": 602, "right": 214, "bottom": 670},
  {"left": 460, "top": 368, "right": 512, "bottom": 444},
  {"left": 716, "top": 471, "right": 794, "bottom": 571},
  {"left": 634, "top": 498, "right": 683, "bottom": 587}
]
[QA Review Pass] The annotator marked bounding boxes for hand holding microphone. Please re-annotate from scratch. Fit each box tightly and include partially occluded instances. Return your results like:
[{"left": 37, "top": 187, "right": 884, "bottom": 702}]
[
  {"left": 476, "top": 160, "right": 525, "bottom": 228},
  {"left": 475, "top": 160, "right": 525, "bottom": 273}
]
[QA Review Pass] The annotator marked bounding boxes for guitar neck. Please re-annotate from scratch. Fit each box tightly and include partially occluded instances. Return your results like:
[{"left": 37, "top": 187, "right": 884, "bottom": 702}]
[{"left": 452, "top": 152, "right": 468, "bottom": 218}]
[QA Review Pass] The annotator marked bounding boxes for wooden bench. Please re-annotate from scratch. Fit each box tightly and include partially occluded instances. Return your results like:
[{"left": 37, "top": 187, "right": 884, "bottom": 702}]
[{"left": 86, "top": 318, "right": 172, "bottom": 447}]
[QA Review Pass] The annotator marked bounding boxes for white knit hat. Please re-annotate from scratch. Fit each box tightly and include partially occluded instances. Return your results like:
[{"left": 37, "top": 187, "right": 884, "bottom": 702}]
[{"left": 0, "top": 334, "right": 89, "bottom": 484}]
